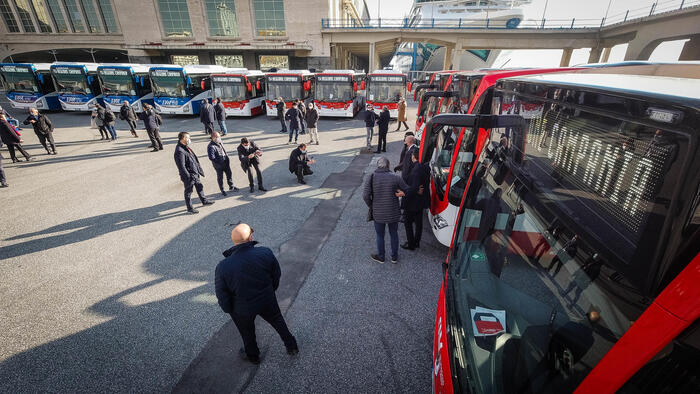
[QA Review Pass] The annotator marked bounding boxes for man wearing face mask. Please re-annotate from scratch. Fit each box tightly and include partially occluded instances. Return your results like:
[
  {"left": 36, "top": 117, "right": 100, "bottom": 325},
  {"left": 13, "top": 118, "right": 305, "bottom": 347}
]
[
  {"left": 237, "top": 137, "right": 267, "bottom": 193},
  {"left": 207, "top": 131, "right": 239, "bottom": 196},
  {"left": 215, "top": 223, "right": 299, "bottom": 364},
  {"left": 174, "top": 132, "right": 215, "bottom": 214},
  {"left": 288, "top": 143, "right": 315, "bottom": 185}
]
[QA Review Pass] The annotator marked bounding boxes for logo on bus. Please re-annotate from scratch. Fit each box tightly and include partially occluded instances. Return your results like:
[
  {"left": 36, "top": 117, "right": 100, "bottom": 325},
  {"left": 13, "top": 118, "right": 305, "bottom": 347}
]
[
  {"left": 159, "top": 98, "right": 182, "bottom": 107},
  {"left": 63, "top": 95, "right": 88, "bottom": 103},
  {"left": 12, "top": 94, "right": 39, "bottom": 103}
]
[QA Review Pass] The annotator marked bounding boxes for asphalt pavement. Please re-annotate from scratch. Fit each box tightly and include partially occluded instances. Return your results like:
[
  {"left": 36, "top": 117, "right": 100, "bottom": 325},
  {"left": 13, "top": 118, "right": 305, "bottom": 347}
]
[{"left": 0, "top": 98, "right": 447, "bottom": 393}]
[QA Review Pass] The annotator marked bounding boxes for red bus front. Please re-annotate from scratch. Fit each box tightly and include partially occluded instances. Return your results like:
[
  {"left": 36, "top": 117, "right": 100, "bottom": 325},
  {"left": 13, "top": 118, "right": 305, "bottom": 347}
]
[
  {"left": 366, "top": 72, "right": 407, "bottom": 118},
  {"left": 211, "top": 74, "right": 266, "bottom": 117},
  {"left": 265, "top": 73, "right": 313, "bottom": 117},
  {"left": 314, "top": 73, "right": 360, "bottom": 118}
]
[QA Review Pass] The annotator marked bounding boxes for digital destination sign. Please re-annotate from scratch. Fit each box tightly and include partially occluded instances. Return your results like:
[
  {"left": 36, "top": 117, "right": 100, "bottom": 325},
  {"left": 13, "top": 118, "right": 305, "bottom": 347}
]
[
  {"left": 151, "top": 69, "right": 182, "bottom": 78},
  {"left": 267, "top": 76, "right": 300, "bottom": 82},
  {"left": 212, "top": 76, "right": 243, "bottom": 83}
]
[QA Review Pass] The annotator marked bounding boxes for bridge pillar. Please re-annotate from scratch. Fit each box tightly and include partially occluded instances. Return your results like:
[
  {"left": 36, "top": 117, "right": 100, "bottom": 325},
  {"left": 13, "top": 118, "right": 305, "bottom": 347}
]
[
  {"left": 624, "top": 37, "right": 660, "bottom": 61},
  {"left": 452, "top": 49, "right": 466, "bottom": 70},
  {"left": 601, "top": 47, "right": 612, "bottom": 63},
  {"left": 560, "top": 48, "right": 573, "bottom": 67},
  {"left": 679, "top": 34, "right": 700, "bottom": 60},
  {"left": 443, "top": 46, "right": 454, "bottom": 70},
  {"left": 368, "top": 42, "right": 379, "bottom": 71},
  {"left": 588, "top": 46, "right": 603, "bottom": 63}
]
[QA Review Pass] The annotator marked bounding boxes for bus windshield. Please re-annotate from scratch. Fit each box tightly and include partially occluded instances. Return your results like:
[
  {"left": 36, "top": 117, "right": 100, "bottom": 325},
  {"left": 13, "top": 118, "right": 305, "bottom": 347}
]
[
  {"left": 0, "top": 66, "right": 38, "bottom": 93},
  {"left": 429, "top": 125, "right": 463, "bottom": 199},
  {"left": 54, "top": 72, "right": 90, "bottom": 95},
  {"left": 446, "top": 91, "right": 688, "bottom": 393},
  {"left": 99, "top": 70, "right": 135, "bottom": 96},
  {"left": 368, "top": 81, "right": 405, "bottom": 102},
  {"left": 316, "top": 80, "right": 353, "bottom": 102},
  {"left": 212, "top": 78, "right": 247, "bottom": 101},
  {"left": 266, "top": 81, "right": 301, "bottom": 101},
  {"left": 151, "top": 70, "right": 187, "bottom": 98}
]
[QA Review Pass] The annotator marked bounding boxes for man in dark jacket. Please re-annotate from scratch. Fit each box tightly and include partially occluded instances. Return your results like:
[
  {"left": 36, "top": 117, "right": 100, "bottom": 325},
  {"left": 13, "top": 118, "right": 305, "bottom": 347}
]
[
  {"left": 214, "top": 98, "right": 228, "bottom": 135},
  {"left": 207, "top": 131, "right": 239, "bottom": 196},
  {"left": 288, "top": 143, "right": 315, "bottom": 184},
  {"left": 394, "top": 131, "right": 415, "bottom": 172},
  {"left": 305, "top": 102, "right": 319, "bottom": 145},
  {"left": 276, "top": 98, "right": 287, "bottom": 133},
  {"left": 363, "top": 157, "right": 408, "bottom": 264},
  {"left": 296, "top": 99, "right": 307, "bottom": 135},
  {"left": 237, "top": 137, "right": 267, "bottom": 192},
  {"left": 401, "top": 135, "right": 419, "bottom": 183},
  {"left": 0, "top": 136, "right": 7, "bottom": 187},
  {"left": 199, "top": 99, "right": 216, "bottom": 135},
  {"left": 119, "top": 101, "right": 139, "bottom": 137},
  {"left": 174, "top": 132, "right": 214, "bottom": 214},
  {"left": 401, "top": 150, "right": 430, "bottom": 250},
  {"left": 0, "top": 114, "right": 32, "bottom": 162},
  {"left": 285, "top": 103, "right": 302, "bottom": 144},
  {"left": 23, "top": 107, "right": 56, "bottom": 155},
  {"left": 375, "top": 107, "right": 390, "bottom": 153},
  {"left": 363, "top": 105, "right": 378, "bottom": 151},
  {"left": 97, "top": 104, "right": 118, "bottom": 141},
  {"left": 138, "top": 103, "right": 163, "bottom": 152},
  {"left": 215, "top": 223, "right": 299, "bottom": 364}
]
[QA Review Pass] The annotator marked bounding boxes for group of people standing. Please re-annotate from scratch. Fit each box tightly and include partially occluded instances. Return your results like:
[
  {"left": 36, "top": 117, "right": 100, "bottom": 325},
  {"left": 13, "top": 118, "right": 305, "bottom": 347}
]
[
  {"left": 363, "top": 97, "right": 409, "bottom": 153},
  {"left": 276, "top": 98, "right": 320, "bottom": 145},
  {"left": 92, "top": 101, "right": 164, "bottom": 152}
]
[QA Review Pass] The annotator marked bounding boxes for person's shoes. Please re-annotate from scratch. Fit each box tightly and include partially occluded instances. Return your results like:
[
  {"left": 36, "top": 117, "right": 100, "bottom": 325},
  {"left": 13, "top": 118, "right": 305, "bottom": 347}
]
[
  {"left": 0, "top": 182, "right": 8, "bottom": 188},
  {"left": 298, "top": 179, "right": 306, "bottom": 184},
  {"left": 202, "top": 200, "right": 215, "bottom": 206},
  {"left": 258, "top": 186, "right": 267, "bottom": 192},
  {"left": 230, "top": 186, "right": 239, "bottom": 192},
  {"left": 382, "top": 149, "right": 386, "bottom": 152},
  {"left": 286, "top": 346, "right": 299, "bottom": 356},
  {"left": 315, "top": 141, "right": 319, "bottom": 145},
  {"left": 250, "top": 186, "right": 255, "bottom": 192},
  {"left": 158, "top": 147, "right": 164, "bottom": 151},
  {"left": 401, "top": 243, "right": 415, "bottom": 251},
  {"left": 11, "top": 158, "right": 19, "bottom": 163},
  {"left": 414, "top": 242, "right": 420, "bottom": 249},
  {"left": 151, "top": 148, "right": 159, "bottom": 152},
  {"left": 221, "top": 190, "right": 227, "bottom": 196},
  {"left": 371, "top": 254, "right": 385, "bottom": 264},
  {"left": 287, "top": 141, "right": 293, "bottom": 145},
  {"left": 52, "top": 151, "right": 57, "bottom": 155},
  {"left": 374, "top": 150, "right": 381, "bottom": 154},
  {"left": 148, "top": 145, "right": 155, "bottom": 148},
  {"left": 391, "top": 256, "right": 398, "bottom": 264},
  {"left": 100, "top": 136, "right": 105, "bottom": 140},
  {"left": 239, "top": 348, "right": 261, "bottom": 365},
  {"left": 187, "top": 208, "right": 199, "bottom": 214},
  {"left": 26, "top": 157, "right": 35, "bottom": 161}
]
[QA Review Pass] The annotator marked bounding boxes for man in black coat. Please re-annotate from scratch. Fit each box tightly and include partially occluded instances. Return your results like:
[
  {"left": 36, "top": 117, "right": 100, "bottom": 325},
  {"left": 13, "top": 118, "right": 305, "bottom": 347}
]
[
  {"left": 174, "top": 132, "right": 214, "bottom": 214},
  {"left": 394, "top": 131, "right": 415, "bottom": 172},
  {"left": 363, "top": 105, "right": 378, "bottom": 151},
  {"left": 0, "top": 136, "right": 7, "bottom": 187},
  {"left": 401, "top": 150, "right": 430, "bottom": 250},
  {"left": 23, "top": 107, "right": 56, "bottom": 155},
  {"left": 237, "top": 137, "right": 267, "bottom": 193},
  {"left": 215, "top": 223, "right": 299, "bottom": 364},
  {"left": 138, "top": 103, "right": 163, "bottom": 152},
  {"left": 199, "top": 99, "right": 216, "bottom": 135},
  {"left": 296, "top": 99, "right": 307, "bottom": 135},
  {"left": 214, "top": 98, "right": 228, "bottom": 135},
  {"left": 375, "top": 107, "right": 390, "bottom": 153},
  {"left": 288, "top": 143, "right": 315, "bottom": 184},
  {"left": 285, "top": 103, "right": 302, "bottom": 144},
  {"left": 207, "top": 131, "right": 238, "bottom": 196},
  {"left": 276, "top": 98, "right": 287, "bottom": 133},
  {"left": 0, "top": 114, "right": 32, "bottom": 162},
  {"left": 401, "top": 135, "right": 419, "bottom": 183},
  {"left": 119, "top": 101, "right": 139, "bottom": 137}
]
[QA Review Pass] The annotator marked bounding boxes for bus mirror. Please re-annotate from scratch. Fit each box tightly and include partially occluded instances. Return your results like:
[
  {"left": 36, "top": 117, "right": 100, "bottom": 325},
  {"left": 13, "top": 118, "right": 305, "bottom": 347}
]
[
  {"left": 187, "top": 76, "right": 192, "bottom": 86},
  {"left": 360, "top": 80, "right": 365, "bottom": 90},
  {"left": 256, "top": 80, "right": 261, "bottom": 90},
  {"left": 139, "top": 76, "right": 144, "bottom": 87},
  {"left": 246, "top": 82, "right": 252, "bottom": 92},
  {"left": 304, "top": 80, "right": 311, "bottom": 91},
  {"left": 407, "top": 82, "right": 412, "bottom": 91},
  {"left": 201, "top": 80, "right": 206, "bottom": 90},
  {"left": 353, "top": 82, "right": 358, "bottom": 92}
]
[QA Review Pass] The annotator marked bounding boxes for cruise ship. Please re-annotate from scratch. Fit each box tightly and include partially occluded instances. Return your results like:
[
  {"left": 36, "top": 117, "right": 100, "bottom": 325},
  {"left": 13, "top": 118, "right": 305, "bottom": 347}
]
[{"left": 390, "top": 0, "right": 532, "bottom": 75}]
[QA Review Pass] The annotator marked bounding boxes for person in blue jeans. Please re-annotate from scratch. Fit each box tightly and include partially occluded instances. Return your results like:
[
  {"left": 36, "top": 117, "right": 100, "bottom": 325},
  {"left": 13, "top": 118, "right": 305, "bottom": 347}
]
[
  {"left": 285, "top": 103, "right": 302, "bottom": 144},
  {"left": 363, "top": 156, "right": 408, "bottom": 264}
]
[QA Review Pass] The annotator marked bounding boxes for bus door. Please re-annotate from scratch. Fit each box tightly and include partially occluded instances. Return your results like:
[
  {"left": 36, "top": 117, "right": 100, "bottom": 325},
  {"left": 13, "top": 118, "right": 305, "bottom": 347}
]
[{"left": 417, "top": 91, "right": 454, "bottom": 155}]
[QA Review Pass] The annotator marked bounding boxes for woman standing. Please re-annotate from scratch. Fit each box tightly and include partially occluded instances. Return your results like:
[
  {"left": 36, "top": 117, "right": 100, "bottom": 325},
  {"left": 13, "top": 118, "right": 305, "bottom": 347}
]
[{"left": 395, "top": 97, "right": 409, "bottom": 131}]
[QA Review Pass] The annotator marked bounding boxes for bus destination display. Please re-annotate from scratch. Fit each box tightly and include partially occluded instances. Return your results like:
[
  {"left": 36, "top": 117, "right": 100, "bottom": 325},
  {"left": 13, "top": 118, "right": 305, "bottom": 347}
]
[
  {"left": 268, "top": 76, "right": 299, "bottom": 82},
  {"left": 317, "top": 75, "right": 349, "bottom": 82},
  {"left": 99, "top": 69, "right": 129, "bottom": 76},
  {"left": 151, "top": 69, "right": 181, "bottom": 78},
  {"left": 1, "top": 65, "right": 30, "bottom": 73},
  {"left": 53, "top": 67, "right": 83, "bottom": 75},
  {"left": 212, "top": 76, "right": 243, "bottom": 83},
  {"left": 370, "top": 75, "right": 404, "bottom": 82}
]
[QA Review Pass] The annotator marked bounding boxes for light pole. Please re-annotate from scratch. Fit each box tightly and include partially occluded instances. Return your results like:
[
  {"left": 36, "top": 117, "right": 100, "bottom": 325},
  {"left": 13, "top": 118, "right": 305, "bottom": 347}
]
[
  {"left": 603, "top": 0, "right": 613, "bottom": 24},
  {"left": 541, "top": 0, "right": 549, "bottom": 27}
]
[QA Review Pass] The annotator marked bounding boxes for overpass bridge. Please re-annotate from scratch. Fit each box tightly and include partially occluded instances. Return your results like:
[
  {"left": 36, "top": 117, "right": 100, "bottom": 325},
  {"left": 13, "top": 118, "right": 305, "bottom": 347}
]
[{"left": 323, "top": 1, "right": 700, "bottom": 71}]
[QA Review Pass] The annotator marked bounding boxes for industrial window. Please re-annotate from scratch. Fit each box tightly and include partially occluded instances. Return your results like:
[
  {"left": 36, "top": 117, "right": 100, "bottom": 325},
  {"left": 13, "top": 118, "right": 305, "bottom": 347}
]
[
  {"left": 79, "top": 0, "right": 101, "bottom": 32},
  {"left": 46, "top": 0, "right": 69, "bottom": 32},
  {"left": 158, "top": 0, "right": 192, "bottom": 37},
  {"left": 97, "top": 0, "right": 116, "bottom": 32},
  {"left": 63, "top": 0, "right": 85, "bottom": 32},
  {"left": 30, "top": 0, "right": 53, "bottom": 32},
  {"left": 205, "top": 0, "right": 237, "bottom": 36},
  {"left": 13, "top": 0, "right": 36, "bottom": 32},
  {"left": 215, "top": 55, "right": 244, "bottom": 68},
  {"left": 0, "top": 0, "right": 20, "bottom": 32},
  {"left": 259, "top": 55, "right": 288, "bottom": 70},
  {"left": 253, "top": 0, "right": 285, "bottom": 37},
  {"left": 171, "top": 55, "right": 199, "bottom": 66}
]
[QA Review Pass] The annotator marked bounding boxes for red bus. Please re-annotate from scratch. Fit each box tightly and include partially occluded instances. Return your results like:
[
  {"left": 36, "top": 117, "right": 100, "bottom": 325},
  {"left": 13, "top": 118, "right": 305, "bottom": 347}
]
[
  {"left": 264, "top": 70, "right": 315, "bottom": 117},
  {"left": 365, "top": 70, "right": 407, "bottom": 118},
  {"left": 313, "top": 70, "right": 364, "bottom": 117},
  {"left": 431, "top": 72, "right": 700, "bottom": 393},
  {"left": 210, "top": 69, "right": 266, "bottom": 117},
  {"left": 420, "top": 67, "right": 582, "bottom": 246},
  {"left": 412, "top": 70, "right": 459, "bottom": 102}
]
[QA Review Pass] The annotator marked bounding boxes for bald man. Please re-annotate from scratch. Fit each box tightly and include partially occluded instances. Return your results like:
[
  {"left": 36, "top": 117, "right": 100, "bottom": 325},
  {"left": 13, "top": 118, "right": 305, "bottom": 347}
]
[
  {"left": 401, "top": 135, "right": 419, "bottom": 183},
  {"left": 215, "top": 224, "right": 298, "bottom": 364}
]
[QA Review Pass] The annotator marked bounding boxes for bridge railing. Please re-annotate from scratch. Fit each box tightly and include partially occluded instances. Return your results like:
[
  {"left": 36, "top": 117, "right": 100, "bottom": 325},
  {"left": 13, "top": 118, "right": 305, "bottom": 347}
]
[{"left": 321, "top": 0, "right": 700, "bottom": 30}]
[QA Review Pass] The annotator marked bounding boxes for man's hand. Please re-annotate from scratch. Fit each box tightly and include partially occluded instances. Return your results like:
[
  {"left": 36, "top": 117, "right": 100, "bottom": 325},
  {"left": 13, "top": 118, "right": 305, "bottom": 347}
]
[
  {"left": 309, "top": 159, "right": 315, "bottom": 165},
  {"left": 29, "top": 120, "right": 36, "bottom": 124},
  {"left": 395, "top": 190, "right": 405, "bottom": 198},
  {"left": 248, "top": 153, "right": 255, "bottom": 159}
]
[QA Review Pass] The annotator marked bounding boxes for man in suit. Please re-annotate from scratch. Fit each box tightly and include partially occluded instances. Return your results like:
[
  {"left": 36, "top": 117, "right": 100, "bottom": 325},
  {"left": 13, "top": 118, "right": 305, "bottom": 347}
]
[
  {"left": 401, "top": 135, "right": 419, "bottom": 183},
  {"left": 215, "top": 223, "right": 299, "bottom": 364},
  {"left": 237, "top": 137, "right": 267, "bottom": 193},
  {"left": 207, "top": 131, "right": 239, "bottom": 196},
  {"left": 199, "top": 99, "right": 216, "bottom": 135},
  {"left": 174, "top": 132, "right": 215, "bottom": 214},
  {"left": 276, "top": 98, "right": 287, "bottom": 133},
  {"left": 401, "top": 150, "right": 430, "bottom": 250},
  {"left": 138, "top": 103, "right": 163, "bottom": 152},
  {"left": 375, "top": 107, "right": 390, "bottom": 153},
  {"left": 288, "top": 143, "right": 315, "bottom": 185},
  {"left": 23, "top": 107, "right": 56, "bottom": 155}
]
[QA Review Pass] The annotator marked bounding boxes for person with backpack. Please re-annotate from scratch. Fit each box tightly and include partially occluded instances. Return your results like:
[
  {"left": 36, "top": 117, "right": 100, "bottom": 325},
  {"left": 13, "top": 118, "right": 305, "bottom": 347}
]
[
  {"left": 119, "top": 101, "right": 139, "bottom": 137},
  {"left": 96, "top": 104, "right": 117, "bottom": 141},
  {"left": 23, "top": 107, "right": 57, "bottom": 155},
  {"left": 139, "top": 103, "right": 164, "bottom": 152}
]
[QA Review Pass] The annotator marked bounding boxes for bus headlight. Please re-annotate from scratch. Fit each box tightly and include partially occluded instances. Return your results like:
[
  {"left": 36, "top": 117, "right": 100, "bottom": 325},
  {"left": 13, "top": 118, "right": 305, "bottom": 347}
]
[
  {"left": 432, "top": 215, "right": 449, "bottom": 230},
  {"left": 35, "top": 100, "right": 44, "bottom": 108},
  {"left": 182, "top": 103, "right": 191, "bottom": 113}
]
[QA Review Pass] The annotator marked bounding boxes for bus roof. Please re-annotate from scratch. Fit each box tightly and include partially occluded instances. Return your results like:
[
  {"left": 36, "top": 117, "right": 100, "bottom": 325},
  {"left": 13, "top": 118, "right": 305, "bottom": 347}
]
[
  {"left": 317, "top": 69, "right": 355, "bottom": 75},
  {"left": 267, "top": 69, "right": 313, "bottom": 76},
  {"left": 51, "top": 62, "right": 100, "bottom": 72},
  {"left": 210, "top": 69, "right": 264, "bottom": 77},
  {"left": 503, "top": 73, "right": 700, "bottom": 109},
  {"left": 149, "top": 64, "right": 232, "bottom": 75},
  {"left": 0, "top": 63, "right": 52, "bottom": 72},
  {"left": 369, "top": 69, "right": 406, "bottom": 76}
]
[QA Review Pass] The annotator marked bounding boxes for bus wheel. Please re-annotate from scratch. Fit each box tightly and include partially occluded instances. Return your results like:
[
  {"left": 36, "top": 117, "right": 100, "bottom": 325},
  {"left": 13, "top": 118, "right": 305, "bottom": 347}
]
[{"left": 261, "top": 103, "right": 267, "bottom": 115}]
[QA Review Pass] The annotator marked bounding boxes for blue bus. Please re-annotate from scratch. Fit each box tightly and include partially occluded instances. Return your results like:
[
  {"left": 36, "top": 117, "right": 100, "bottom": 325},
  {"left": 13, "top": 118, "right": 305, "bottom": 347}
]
[
  {"left": 98, "top": 64, "right": 156, "bottom": 113},
  {"left": 50, "top": 62, "right": 103, "bottom": 111},
  {"left": 149, "top": 64, "right": 231, "bottom": 115},
  {"left": 0, "top": 63, "right": 60, "bottom": 110}
]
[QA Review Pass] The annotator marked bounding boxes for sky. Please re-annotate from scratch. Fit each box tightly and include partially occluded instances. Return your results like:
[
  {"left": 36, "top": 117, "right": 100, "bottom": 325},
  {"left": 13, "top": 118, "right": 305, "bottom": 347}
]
[{"left": 366, "top": 0, "right": 689, "bottom": 67}]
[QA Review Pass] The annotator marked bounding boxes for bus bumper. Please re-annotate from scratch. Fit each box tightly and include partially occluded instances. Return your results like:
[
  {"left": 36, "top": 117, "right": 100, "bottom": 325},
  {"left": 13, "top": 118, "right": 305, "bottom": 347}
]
[{"left": 428, "top": 204, "right": 459, "bottom": 247}]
